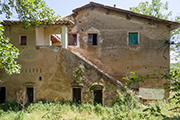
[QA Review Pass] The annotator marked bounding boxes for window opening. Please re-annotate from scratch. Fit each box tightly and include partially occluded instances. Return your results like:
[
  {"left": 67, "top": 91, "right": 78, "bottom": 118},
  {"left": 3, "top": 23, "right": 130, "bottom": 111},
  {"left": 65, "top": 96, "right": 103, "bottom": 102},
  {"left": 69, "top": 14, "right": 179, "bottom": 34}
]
[
  {"left": 130, "top": 78, "right": 139, "bottom": 91},
  {"left": 73, "top": 88, "right": 81, "bottom": 104},
  {"left": 20, "top": 36, "right": 27, "bottom": 45},
  {"left": 94, "top": 90, "right": 102, "bottom": 105},
  {"left": 26, "top": 87, "right": 34, "bottom": 103},
  {"left": 88, "top": 34, "right": 97, "bottom": 45},
  {"left": 129, "top": 32, "right": 138, "bottom": 45},
  {"left": 68, "top": 34, "right": 77, "bottom": 45},
  {"left": 0, "top": 87, "right": 6, "bottom": 104},
  {"left": 50, "top": 34, "right": 61, "bottom": 46}
]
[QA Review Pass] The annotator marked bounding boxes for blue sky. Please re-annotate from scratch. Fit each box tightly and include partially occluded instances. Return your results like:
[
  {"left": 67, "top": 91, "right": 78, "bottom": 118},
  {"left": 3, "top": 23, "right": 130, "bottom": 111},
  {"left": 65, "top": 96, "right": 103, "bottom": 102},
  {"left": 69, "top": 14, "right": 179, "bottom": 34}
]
[{"left": 44, "top": 0, "right": 180, "bottom": 19}]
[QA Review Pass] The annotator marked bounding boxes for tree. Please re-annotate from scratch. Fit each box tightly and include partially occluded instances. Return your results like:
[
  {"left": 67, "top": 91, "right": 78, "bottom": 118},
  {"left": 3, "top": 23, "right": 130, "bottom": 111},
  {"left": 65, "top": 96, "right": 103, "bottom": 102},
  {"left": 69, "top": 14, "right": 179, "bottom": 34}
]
[
  {"left": 129, "top": 0, "right": 172, "bottom": 19},
  {"left": 0, "top": 0, "right": 58, "bottom": 75}
]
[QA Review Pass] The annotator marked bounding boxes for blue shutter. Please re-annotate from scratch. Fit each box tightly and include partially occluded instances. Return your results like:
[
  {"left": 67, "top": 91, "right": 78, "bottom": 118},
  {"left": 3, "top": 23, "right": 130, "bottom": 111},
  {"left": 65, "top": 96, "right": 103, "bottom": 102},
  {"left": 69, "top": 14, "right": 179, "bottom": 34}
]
[{"left": 129, "top": 33, "right": 138, "bottom": 45}]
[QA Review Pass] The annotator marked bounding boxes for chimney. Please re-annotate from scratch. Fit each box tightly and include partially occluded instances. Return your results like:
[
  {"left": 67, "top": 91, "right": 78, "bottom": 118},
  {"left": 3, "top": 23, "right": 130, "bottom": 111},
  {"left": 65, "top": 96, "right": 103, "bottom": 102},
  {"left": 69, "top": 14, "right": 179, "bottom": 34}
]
[{"left": 114, "top": 4, "right": 116, "bottom": 8}]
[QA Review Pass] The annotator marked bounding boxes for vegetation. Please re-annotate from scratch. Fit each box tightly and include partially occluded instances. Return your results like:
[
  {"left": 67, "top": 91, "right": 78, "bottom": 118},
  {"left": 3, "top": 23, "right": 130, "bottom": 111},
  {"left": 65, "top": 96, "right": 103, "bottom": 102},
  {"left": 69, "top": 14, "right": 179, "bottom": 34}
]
[
  {"left": 0, "top": 26, "right": 21, "bottom": 74},
  {"left": 0, "top": 91, "right": 180, "bottom": 120}
]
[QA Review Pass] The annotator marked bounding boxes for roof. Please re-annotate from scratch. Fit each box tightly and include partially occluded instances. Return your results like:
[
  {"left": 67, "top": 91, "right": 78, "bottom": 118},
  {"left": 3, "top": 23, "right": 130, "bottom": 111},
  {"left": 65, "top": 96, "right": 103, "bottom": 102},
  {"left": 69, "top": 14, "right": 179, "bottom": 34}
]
[
  {"left": 1, "top": 18, "right": 74, "bottom": 26},
  {"left": 73, "top": 2, "right": 180, "bottom": 31}
]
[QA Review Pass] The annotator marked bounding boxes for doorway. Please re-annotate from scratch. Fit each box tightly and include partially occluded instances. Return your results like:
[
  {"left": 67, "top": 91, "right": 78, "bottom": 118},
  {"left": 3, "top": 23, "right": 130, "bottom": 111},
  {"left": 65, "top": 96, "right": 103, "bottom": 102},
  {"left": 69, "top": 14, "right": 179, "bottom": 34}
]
[
  {"left": 26, "top": 87, "right": 34, "bottom": 103},
  {"left": 94, "top": 90, "right": 102, "bottom": 105},
  {"left": 73, "top": 88, "right": 81, "bottom": 104},
  {"left": 0, "top": 87, "right": 6, "bottom": 104}
]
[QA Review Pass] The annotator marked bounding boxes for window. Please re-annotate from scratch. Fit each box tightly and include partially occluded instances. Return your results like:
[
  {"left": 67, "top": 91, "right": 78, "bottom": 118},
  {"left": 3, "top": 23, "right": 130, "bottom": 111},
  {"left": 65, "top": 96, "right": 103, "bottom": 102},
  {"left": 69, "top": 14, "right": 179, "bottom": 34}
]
[
  {"left": 20, "top": 36, "right": 27, "bottom": 45},
  {"left": 0, "top": 87, "right": 6, "bottom": 104},
  {"left": 128, "top": 32, "right": 138, "bottom": 45},
  {"left": 88, "top": 34, "right": 97, "bottom": 45},
  {"left": 68, "top": 34, "right": 77, "bottom": 45}
]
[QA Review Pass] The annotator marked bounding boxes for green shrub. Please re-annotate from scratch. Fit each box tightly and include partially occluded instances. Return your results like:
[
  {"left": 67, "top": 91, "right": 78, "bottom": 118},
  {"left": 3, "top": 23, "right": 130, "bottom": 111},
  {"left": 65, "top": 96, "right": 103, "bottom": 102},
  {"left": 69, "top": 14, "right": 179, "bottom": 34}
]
[{"left": 0, "top": 100, "right": 21, "bottom": 111}]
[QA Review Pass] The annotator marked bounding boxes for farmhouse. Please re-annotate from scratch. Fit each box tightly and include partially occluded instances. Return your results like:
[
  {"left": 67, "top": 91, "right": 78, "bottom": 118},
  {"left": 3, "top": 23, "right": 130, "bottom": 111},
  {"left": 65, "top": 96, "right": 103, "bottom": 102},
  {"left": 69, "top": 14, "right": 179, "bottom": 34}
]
[{"left": 0, "top": 2, "right": 180, "bottom": 106}]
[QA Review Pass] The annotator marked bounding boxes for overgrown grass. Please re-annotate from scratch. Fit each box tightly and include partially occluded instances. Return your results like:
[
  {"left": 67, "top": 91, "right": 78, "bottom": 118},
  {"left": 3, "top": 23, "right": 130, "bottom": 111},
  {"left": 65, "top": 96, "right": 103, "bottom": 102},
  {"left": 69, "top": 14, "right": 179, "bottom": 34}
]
[{"left": 0, "top": 92, "right": 179, "bottom": 120}]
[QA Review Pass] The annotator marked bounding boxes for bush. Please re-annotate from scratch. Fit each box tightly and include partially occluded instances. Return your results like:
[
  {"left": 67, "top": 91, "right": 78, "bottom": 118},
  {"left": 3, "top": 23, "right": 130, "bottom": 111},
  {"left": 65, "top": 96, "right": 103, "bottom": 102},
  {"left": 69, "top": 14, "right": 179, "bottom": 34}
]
[{"left": 0, "top": 100, "right": 21, "bottom": 111}]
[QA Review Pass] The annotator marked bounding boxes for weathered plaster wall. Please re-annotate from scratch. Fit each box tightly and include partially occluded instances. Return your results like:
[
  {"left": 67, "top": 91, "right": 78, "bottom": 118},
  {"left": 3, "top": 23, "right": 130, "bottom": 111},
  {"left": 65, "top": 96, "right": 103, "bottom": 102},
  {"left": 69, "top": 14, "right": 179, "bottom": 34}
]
[
  {"left": 69, "top": 7, "right": 170, "bottom": 98},
  {"left": 1, "top": 24, "right": 122, "bottom": 106}
]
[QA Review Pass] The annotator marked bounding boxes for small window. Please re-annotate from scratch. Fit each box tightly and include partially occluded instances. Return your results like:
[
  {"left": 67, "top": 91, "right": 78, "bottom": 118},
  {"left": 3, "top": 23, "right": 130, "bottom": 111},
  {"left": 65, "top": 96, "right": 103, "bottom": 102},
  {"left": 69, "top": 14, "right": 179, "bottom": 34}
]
[
  {"left": 20, "top": 36, "right": 27, "bottom": 45},
  {"left": 68, "top": 34, "right": 77, "bottom": 45},
  {"left": 129, "top": 32, "right": 138, "bottom": 45},
  {"left": 88, "top": 34, "right": 97, "bottom": 45}
]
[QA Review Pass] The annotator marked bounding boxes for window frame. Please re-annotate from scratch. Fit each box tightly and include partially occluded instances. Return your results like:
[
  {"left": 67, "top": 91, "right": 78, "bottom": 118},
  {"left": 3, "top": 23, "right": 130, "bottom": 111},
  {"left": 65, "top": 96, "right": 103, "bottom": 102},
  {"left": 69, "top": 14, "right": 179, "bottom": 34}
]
[
  {"left": 71, "top": 87, "right": 82, "bottom": 104},
  {"left": 128, "top": 32, "right": 139, "bottom": 45},
  {"left": 19, "top": 34, "right": 27, "bottom": 46}
]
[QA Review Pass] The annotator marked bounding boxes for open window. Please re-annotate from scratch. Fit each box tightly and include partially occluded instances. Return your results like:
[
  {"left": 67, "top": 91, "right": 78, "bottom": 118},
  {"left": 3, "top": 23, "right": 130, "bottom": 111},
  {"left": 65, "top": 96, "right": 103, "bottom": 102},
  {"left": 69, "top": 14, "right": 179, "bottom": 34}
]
[
  {"left": 68, "top": 34, "right": 77, "bottom": 45},
  {"left": 0, "top": 87, "right": 6, "bottom": 104},
  {"left": 50, "top": 34, "right": 61, "bottom": 46},
  {"left": 128, "top": 32, "right": 138, "bottom": 45},
  {"left": 20, "top": 35, "right": 27, "bottom": 45},
  {"left": 88, "top": 34, "right": 97, "bottom": 45},
  {"left": 72, "top": 88, "right": 81, "bottom": 104},
  {"left": 26, "top": 87, "right": 34, "bottom": 103}
]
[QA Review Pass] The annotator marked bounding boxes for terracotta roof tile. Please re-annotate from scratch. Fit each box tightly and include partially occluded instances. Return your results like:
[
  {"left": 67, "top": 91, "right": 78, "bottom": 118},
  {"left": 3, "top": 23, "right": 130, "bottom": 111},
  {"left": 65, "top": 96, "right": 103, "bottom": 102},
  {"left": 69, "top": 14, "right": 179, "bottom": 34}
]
[{"left": 2, "top": 18, "right": 74, "bottom": 26}]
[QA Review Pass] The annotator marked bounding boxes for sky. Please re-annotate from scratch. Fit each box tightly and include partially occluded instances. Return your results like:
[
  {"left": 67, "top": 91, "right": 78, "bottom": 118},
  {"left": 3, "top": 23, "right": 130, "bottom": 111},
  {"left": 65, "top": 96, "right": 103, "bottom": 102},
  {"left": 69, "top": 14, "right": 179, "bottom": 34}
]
[
  {"left": 0, "top": 0, "right": 180, "bottom": 20},
  {"left": 44, "top": 0, "right": 180, "bottom": 19}
]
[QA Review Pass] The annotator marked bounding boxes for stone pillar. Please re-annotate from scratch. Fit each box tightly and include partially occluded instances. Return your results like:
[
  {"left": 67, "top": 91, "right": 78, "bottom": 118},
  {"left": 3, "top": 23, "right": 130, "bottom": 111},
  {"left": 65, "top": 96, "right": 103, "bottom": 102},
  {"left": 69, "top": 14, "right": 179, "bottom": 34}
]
[{"left": 61, "top": 25, "right": 68, "bottom": 49}]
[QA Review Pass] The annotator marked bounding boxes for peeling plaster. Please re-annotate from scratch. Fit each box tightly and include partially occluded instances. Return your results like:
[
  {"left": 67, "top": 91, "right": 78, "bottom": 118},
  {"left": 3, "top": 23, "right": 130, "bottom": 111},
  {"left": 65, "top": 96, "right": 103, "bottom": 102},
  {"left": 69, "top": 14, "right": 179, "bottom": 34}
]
[{"left": 139, "top": 88, "right": 164, "bottom": 100}]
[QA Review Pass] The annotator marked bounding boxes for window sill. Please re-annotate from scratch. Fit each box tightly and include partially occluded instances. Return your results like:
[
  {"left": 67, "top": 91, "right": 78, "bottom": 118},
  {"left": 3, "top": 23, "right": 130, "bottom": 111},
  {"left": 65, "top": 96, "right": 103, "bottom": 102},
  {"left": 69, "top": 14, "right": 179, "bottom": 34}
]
[{"left": 128, "top": 44, "right": 140, "bottom": 50}]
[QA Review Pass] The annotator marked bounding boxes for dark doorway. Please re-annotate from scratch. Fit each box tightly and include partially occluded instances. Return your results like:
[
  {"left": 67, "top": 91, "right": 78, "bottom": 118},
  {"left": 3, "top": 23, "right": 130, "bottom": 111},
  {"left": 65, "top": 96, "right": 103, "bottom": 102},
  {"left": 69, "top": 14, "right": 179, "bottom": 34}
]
[
  {"left": 26, "top": 87, "right": 34, "bottom": 103},
  {"left": 94, "top": 90, "right": 102, "bottom": 105},
  {"left": 0, "top": 87, "right": 6, "bottom": 104},
  {"left": 73, "top": 88, "right": 81, "bottom": 104}
]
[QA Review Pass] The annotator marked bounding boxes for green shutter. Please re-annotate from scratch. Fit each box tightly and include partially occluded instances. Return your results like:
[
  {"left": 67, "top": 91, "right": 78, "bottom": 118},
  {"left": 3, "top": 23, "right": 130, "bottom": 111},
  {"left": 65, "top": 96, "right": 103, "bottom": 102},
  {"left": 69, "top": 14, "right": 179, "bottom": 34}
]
[{"left": 129, "top": 33, "right": 138, "bottom": 45}]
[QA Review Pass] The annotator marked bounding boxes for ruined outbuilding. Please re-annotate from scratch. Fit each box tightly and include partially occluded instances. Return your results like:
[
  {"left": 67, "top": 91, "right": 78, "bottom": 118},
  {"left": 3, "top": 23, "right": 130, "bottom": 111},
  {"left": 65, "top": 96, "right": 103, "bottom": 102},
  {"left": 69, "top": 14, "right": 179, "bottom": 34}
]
[{"left": 0, "top": 2, "right": 180, "bottom": 106}]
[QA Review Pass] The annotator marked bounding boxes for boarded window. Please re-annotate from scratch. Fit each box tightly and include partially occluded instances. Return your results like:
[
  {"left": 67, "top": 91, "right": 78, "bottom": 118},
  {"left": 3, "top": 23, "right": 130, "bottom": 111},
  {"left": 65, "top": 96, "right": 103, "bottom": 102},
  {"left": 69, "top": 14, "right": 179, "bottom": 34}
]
[
  {"left": 73, "top": 88, "right": 81, "bottom": 104},
  {"left": 94, "top": 90, "right": 102, "bottom": 105},
  {"left": 129, "top": 33, "right": 138, "bottom": 45},
  {"left": 68, "top": 34, "right": 77, "bottom": 45},
  {"left": 88, "top": 34, "right": 97, "bottom": 45},
  {"left": 20, "top": 36, "right": 27, "bottom": 45},
  {"left": 0, "top": 87, "right": 6, "bottom": 104},
  {"left": 26, "top": 87, "right": 34, "bottom": 103}
]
